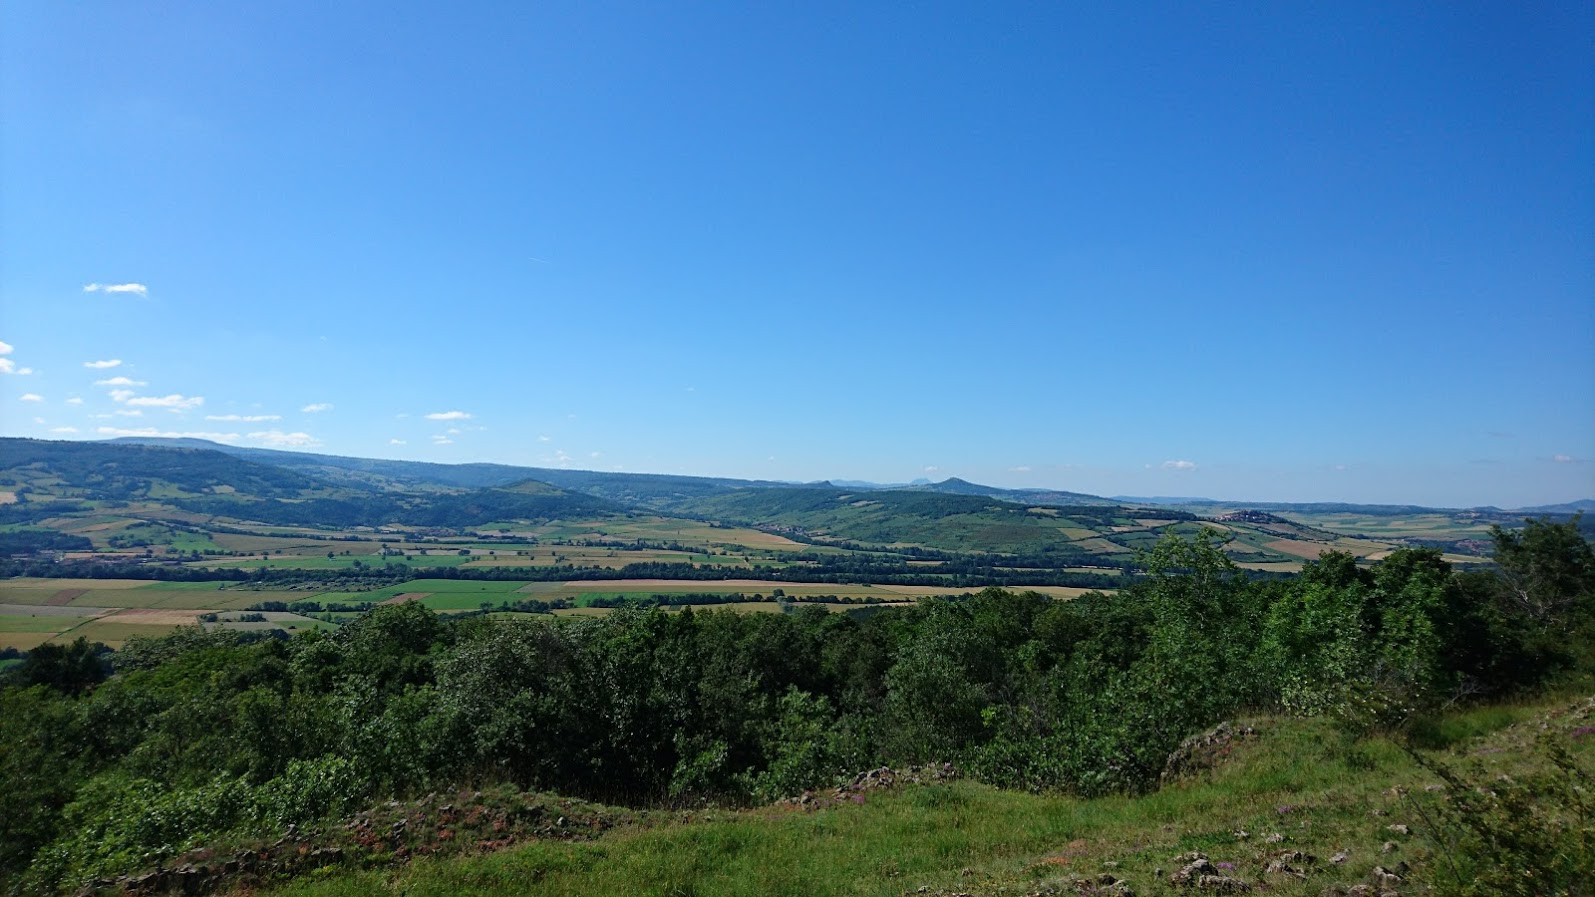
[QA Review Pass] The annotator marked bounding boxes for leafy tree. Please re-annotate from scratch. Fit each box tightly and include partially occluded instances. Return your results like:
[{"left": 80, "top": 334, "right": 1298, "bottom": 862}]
[
  {"left": 6, "top": 638, "right": 108, "bottom": 694},
  {"left": 1490, "top": 514, "right": 1595, "bottom": 626}
]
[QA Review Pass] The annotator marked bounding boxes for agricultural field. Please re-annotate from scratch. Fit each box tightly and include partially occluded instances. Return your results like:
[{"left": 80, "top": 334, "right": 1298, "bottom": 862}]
[
  {"left": 0, "top": 578, "right": 343, "bottom": 648},
  {"left": 1278, "top": 511, "right": 1501, "bottom": 541}
]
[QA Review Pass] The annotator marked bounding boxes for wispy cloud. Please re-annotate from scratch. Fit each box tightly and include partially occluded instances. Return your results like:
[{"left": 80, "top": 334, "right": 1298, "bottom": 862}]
[
  {"left": 66, "top": 397, "right": 84, "bottom": 405},
  {"left": 83, "top": 283, "right": 148, "bottom": 297},
  {"left": 114, "top": 409, "right": 144, "bottom": 417},
  {"left": 249, "top": 430, "right": 321, "bottom": 448},
  {"left": 0, "top": 341, "right": 11, "bottom": 355},
  {"left": 125, "top": 394, "right": 203, "bottom": 410},
  {"left": 425, "top": 410, "right": 471, "bottom": 421},
  {"left": 538, "top": 434, "right": 551, "bottom": 442},
  {"left": 84, "top": 359, "right": 122, "bottom": 369},
  {"left": 206, "top": 413, "right": 281, "bottom": 422},
  {"left": 301, "top": 403, "right": 333, "bottom": 413},
  {"left": 432, "top": 436, "right": 454, "bottom": 445},
  {"left": 19, "top": 393, "right": 43, "bottom": 402},
  {"left": 389, "top": 438, "right": 407, "bottom": 445},
  {"left": 108, "top": 389, "right": 135, "bottom": 403},
  {"left": 1161, "top": 460, "right": 1198, "bottom": 471},
  {"left": 1553, "top": 454, "right": 1580, "bottom": 464},
  {"left": 49, "top": 426, "right": 79, "bottom": 434},
  {"left": 1008, "top": 465, "right": 1031, "bottom": 473},
  {"left": 95, "top": 376, "right": 147, "bottom": 387},
  {"left": 924, "top": 465, "right": 939, "bottom": 473},
  {"left": 95, "top": 426, "right": 240, "bottom": 441}
]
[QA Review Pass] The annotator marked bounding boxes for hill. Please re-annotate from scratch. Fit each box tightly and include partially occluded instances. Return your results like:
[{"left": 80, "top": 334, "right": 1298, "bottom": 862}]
[
  {"left": 672, "top": 485, "right": 1199, "bottom": 556},
  {"left": 106, "top": 437, "right": 799, "bottom": 508},
  {"left": 902, "top": 476, "right": 1120, "bottom": 507},
  {"left": 0, "top": 438, "right": 334, "bottom": 501},
  {"left": 1, "top": 438, "right": 617, "bottom": 529}
]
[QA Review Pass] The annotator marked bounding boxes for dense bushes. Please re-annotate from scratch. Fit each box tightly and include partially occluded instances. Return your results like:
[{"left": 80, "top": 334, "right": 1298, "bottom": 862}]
[{"left": 2, "top": 518, "right": 1590, "bottom": 893}]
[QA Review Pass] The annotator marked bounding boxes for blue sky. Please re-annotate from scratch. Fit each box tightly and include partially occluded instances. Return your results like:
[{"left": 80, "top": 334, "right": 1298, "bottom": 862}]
[{"left": 2, "top": 2, "right": 1591, "bottom": 508}]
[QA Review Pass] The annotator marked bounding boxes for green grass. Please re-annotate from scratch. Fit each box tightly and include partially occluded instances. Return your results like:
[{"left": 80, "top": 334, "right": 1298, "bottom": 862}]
[
  {"left": 0, "top": 614, "right": 70, "bottom": 633},
  {"left": 395, "top": 579, "right": 536, "bottom": 593},
  {"left": 260, "top": 696, "right": 1593, "bottom": 897},
  {"left": 204, "top": 555, "right": 475, "bottom": 570}
]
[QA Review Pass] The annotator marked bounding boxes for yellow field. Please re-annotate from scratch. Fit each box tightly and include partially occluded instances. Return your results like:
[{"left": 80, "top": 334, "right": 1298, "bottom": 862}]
[
  {"left": 1263, "top": 538, "right": 1340, "bottom": 560},
  {"left": 1237, "top": 561, "right": 1305, "bottom": 573}
]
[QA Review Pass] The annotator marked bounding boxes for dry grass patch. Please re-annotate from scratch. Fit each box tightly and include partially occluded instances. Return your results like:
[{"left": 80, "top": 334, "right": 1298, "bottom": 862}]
[
  {"left": 105, "top": 607, "right": 206, "bottom": 626},
  {"left": 1263, "top": 538, "right": 1340, "bottom": 560}
]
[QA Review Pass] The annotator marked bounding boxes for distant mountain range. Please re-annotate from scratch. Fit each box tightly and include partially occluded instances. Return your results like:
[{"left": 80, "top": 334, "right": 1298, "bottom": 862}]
[{"left": 0, "top": 436, "right": 1586, "bottom": 518}]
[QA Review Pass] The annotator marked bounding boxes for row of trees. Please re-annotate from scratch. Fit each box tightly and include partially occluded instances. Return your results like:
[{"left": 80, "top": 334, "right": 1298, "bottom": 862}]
[{"left": 1, "top": 518, "right": 1590, "bottom": 893}]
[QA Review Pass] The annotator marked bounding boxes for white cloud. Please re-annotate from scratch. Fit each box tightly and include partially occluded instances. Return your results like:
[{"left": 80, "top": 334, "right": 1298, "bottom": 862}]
[
  {"left": 83, "top": 283, "right": 149, "bottom": 297},
  {"left": 432, "top": 436, "right": 454, "bottom": 445},
  {"left": 95, "top": 426, "right": 240, "bottom": 441},
  {"left": 1008, "top": 465, "right": 1031, "bottom": 473},
  {"left": 538, "top": 434, "right": 551, "bottom": 442},
  {"left": 84, "top": 359, "right": 122, "bottom": 369},
  {"left": 126, "top": 394, "right": 203, "bottom": 410},
  {"left": 206, "top": 414, "right": 281, "bottom": 422},
  {"left": 1161, "top": 460, "right": 1198, "bottom": 471},
  {"left": 425, "top": 410, "right": 471, "bottom": 420},
  {"left": 19, "top": 393, "right": 43, "bottom": 402},
  {"left": 590, "top": 451, "right": 601, "bottom": 459},
  {"left": 108, "top": 389, "right": 135, "bottom": 402},
  {"left": 923, "top": 466, "right": 939, "bottom": 473},
  {"left": 0, "top": 343, "right": 25, "bottom": 375},
  {"left": 446, "top": 427, "right": 462, "bottom": 435},
  {"left": 49, "top": 426, "right": 78, "bottom": 434},
  {"left": 114, "top": 409, "right": 143, "bottom": 417},
  {"left": 32, "top": 417, "right": 44, "bottom": 424},
  {"left": 389, "top": 438, "right": 407, "bottom": 445},
  {"left": 1553, "top": 454, "right": 1577, "bottom": 463},
  {"left": 66, "top": 397, "right": 84, "bottom": 405},
  {"left": 248, "top": 430, "right": 321, "bottom": 448},
  {"left": 95, "top": 376, "right": 147, "bottom": 387},
  {"left": 301, "top": 403, "right": 333, "bottom": 413}
]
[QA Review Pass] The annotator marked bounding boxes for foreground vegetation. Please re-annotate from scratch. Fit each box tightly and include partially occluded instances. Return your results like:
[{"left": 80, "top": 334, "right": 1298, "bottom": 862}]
[
  {"left": 263, "top": 696, "right": 1595, "bottom": 897},
  {"left": 2, "top": 512, "right": 1590, "bottom": 894}
]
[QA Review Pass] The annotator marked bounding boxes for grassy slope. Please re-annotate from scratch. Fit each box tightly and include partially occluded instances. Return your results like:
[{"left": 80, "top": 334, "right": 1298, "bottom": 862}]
[{"left": 261, "top": 695, "right": 1593, "bottom": 897}]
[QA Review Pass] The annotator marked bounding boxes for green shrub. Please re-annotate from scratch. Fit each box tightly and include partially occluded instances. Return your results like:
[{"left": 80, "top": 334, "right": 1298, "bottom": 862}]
[{"left": 1413, "top": 739, "right": 1595, "bottom": 897}]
